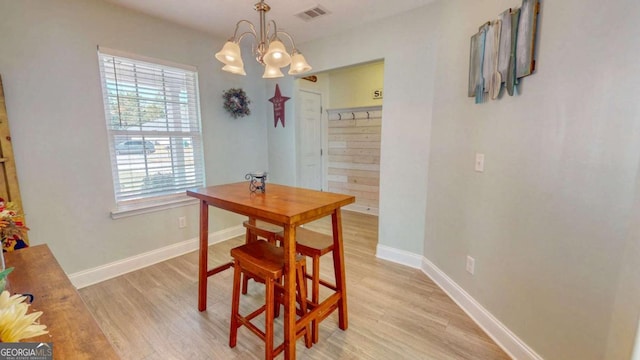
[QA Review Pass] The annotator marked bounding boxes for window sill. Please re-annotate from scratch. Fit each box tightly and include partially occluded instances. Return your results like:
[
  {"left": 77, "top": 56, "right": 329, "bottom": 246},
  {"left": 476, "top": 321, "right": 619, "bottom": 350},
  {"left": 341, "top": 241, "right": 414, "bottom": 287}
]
[{"left": 110, "top": 195, "right": 199, "bottom": 219}]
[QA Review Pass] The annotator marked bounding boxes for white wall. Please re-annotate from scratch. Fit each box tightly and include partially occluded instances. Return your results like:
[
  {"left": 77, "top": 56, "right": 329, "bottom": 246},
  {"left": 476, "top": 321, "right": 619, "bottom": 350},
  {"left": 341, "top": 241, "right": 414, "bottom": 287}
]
[
  {"left": 0, "top": 0, "right": 269, "bottom": 273},
  {"left": 427, "top": 0, "right": 640, "bottom": 359},
  {"left": 302, "top": 0, "right": 640, "bottom": 359},
  {"left": 302, "top": 4, "right": 441, "bottom": 255},
  {"left": 606, "top": 155, "right": 640, "bottom": 359},
  {"left": 264, "top": 78, "right": 297, "bottom": 186}
]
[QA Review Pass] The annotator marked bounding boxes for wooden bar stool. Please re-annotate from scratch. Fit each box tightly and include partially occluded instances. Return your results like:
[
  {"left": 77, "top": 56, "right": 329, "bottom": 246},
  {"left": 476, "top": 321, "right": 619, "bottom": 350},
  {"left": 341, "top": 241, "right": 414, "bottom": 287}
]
[
  {"left": 229, "top": 239, "right": 312, "bottom": 359},
  {"left": 241, "top": 221, "right": 280, "bottom": 295},
  {"left": 242, "top": 220, "right": 339, "bottom": 343},
  {"left": 278, "top": 228, "right": 335, "bottom": 344},
  {"left": 245, "top": 220, "right": 337, "bottom": 344}
]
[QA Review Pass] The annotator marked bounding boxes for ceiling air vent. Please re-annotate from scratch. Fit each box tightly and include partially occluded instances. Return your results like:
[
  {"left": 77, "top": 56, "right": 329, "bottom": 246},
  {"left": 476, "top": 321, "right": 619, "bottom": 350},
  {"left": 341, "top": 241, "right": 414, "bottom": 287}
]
[{"left": 295, "top": 5, "right": 331, "bottom": 21}]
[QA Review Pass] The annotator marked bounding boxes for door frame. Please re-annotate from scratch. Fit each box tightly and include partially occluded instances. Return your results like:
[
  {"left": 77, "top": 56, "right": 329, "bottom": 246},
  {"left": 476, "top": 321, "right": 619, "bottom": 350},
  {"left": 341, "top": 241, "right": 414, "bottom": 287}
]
[{"left": 296, "top": 89, "right": 326, "bottom": 190}]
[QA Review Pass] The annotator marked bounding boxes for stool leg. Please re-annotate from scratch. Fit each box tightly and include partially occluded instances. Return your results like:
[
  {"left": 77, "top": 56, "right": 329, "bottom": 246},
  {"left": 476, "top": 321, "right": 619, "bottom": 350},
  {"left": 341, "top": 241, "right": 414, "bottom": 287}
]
[
  {"left": 265, "top": 278, "right": 275, "bottom": 360},
  {"left": 229, "top": 261, "right": 242, "bottom": 348},
  {"left": 241, "top": 228, "right": 254, "bottom": 295},
  {"left": 297, "top": 263, "right": 313, "bottom": 348},
  {"left": 311, "top": 255, "right": 321, "bottom": 343},
  {"left": 242, "top": 274, "right": 249, "bottom": 295},
  {"left": 274, "top": 278, "right": 281, "bottom": 318}
]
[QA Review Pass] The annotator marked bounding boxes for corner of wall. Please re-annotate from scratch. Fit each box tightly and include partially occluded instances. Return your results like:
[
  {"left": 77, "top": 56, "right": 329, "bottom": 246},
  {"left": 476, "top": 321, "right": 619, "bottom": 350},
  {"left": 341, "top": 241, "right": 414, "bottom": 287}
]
[{"left": 375, "top": 245, "right": 543, "bottom": 360}]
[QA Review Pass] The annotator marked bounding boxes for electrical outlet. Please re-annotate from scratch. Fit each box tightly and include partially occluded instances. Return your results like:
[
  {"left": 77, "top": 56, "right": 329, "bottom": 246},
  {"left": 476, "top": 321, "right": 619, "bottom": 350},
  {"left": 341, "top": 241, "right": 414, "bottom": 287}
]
[
  {"left": 178, "top": 216, "right": 187, "bottom": 228},
  {"left": 466, "top": 255, "right": 475, "bottom": 275},
  {"left": 475, "top": 153, "right": 485, "bottom": 172}
]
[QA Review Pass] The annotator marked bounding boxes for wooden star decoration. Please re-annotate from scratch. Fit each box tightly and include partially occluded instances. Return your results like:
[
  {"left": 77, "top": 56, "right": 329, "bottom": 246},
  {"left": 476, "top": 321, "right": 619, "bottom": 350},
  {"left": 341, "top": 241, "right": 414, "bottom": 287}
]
[{"left": 268, "top": 84, "right": 290, "bottom": 128}]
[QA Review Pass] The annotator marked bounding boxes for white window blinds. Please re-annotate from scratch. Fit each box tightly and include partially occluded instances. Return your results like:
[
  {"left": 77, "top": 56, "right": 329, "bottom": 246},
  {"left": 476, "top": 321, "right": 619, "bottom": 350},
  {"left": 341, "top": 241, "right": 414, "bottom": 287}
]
[{"left": 98, "top": 48, "right": 205, "bottom": 210}]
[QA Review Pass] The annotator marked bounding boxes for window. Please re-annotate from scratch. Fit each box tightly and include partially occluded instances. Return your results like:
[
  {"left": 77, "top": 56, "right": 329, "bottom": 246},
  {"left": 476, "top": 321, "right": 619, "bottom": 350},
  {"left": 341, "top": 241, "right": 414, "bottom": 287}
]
[{"left": 98, "top": 48, "right": 205, "bottom": 216}]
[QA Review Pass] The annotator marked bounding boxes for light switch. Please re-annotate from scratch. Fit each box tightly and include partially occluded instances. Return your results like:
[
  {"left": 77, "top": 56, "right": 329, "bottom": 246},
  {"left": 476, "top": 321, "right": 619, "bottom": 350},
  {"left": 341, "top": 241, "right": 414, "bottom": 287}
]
[{"left": 475, "top": 153, "right": 485, "bottom": 172}]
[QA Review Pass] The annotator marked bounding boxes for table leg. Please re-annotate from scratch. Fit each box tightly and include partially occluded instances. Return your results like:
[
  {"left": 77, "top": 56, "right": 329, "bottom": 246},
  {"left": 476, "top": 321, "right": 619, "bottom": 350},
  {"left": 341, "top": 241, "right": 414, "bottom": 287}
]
[
  {"left": 198, "top": 200, "right": 209, "bottom": 312},
  {"left": 332, "top": 209, "right": 348, "bottom": 330},
  {"left": 283, "top": 224, "right": 297, "bottom": 359}
]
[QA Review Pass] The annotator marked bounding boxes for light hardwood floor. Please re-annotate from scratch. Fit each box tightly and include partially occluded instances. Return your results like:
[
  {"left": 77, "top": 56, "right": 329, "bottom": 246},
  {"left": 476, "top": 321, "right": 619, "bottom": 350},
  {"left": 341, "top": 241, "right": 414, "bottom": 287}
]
[{"left": 79, "top": 211, "right": 511, "bottom": 359}]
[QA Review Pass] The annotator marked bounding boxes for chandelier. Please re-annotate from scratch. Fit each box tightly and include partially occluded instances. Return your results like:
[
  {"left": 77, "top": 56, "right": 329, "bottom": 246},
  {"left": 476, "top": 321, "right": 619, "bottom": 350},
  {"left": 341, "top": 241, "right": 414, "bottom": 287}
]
[{"left": 214, "top": 1, "right": 313, "bottom": 78}]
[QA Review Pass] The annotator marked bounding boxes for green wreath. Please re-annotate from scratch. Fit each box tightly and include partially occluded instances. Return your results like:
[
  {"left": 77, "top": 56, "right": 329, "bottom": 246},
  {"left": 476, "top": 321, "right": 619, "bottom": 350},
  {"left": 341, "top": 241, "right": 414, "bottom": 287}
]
[{"left": 222, "top": 88, "right": 251, "bottom": 119}]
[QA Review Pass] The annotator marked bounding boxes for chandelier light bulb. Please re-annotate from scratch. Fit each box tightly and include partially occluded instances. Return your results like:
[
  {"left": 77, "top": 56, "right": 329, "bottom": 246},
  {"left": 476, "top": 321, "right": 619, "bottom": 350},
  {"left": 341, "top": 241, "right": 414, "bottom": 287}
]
[
  {"left": 263, "top": 40, "right": 291, "bottom": 68},
  {"left": 262, "top": 64, "right": 284, "bottom": 78},
  {"left": 215, "top": 1, "right": 311, "bottom": 77},
  {"left": 222, "top": 64, "right": 247, "bottom": 76},
  {"left": 215, "top": 41, "right": 243, "bottom": 68},
  {"left": 288, "top": 52, "right": 312, "bottom": 75}
]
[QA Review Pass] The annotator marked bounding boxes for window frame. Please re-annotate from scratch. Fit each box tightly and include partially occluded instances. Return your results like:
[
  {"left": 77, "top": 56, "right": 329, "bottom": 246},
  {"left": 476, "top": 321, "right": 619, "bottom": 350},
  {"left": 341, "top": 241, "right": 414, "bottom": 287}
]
[{"left": 97, "top": 47, "right": 205, "bottom": 218}]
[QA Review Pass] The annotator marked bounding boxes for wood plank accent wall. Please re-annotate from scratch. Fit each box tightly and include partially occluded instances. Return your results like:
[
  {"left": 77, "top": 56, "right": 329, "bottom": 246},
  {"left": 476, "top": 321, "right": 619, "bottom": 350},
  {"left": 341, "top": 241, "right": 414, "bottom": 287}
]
[{"left": 327, "top": 106, "right": 381, "bottom": 215}]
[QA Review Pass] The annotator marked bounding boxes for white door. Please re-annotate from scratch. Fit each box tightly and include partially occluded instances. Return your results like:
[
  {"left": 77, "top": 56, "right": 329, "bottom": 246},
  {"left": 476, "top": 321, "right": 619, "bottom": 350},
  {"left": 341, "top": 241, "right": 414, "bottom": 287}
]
[{"left": 298, "top": 90, "right": 323, "bottom": 190}]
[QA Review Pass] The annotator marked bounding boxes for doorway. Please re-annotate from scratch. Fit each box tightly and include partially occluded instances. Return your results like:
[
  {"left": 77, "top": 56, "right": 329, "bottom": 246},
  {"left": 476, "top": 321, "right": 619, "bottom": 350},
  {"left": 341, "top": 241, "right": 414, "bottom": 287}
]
[
  {"left": 297, "top": 90, "right": 323, "bottom": 190},
  {"left": 296, "top": 60, "right": 384, "bottom": 215}
]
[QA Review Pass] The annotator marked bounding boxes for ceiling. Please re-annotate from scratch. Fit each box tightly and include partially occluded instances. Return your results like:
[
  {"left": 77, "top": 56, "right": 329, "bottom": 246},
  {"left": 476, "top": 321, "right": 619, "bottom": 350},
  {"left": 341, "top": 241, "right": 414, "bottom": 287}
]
[{"left": 103, "top": 0, "right": 436, "bottom": 44}]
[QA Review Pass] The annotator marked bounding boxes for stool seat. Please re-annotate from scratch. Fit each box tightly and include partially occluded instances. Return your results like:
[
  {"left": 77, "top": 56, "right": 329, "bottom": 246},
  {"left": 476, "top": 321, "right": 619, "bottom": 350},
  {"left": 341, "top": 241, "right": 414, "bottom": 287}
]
[
  {"left": 241, "top": 221, "right": 287, "bottom": 295},
  {"left": 279, "top": 227, "right": 334, "bottom": 257},
  {"left": 231, "top": 240, "right": 304, "bottom": 278},
  {"left": 230, "top": 239, "right": 311, "bottom": 359}
]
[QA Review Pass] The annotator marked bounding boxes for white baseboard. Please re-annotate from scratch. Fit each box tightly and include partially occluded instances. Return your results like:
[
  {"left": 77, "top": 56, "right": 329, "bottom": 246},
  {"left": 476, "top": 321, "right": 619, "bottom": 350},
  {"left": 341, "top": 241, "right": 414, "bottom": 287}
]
[
  {"left": 344, "top": 203, "right": 379, "bottom": 216},
  {"left": 375, "top": 244, "right": 423, "bottom": 268},
  {"left": 376, "top": 245, "right": 543, "bottom": 360},
  {"left": 68, "top": 225, "right": 245, "bottom": 289}
]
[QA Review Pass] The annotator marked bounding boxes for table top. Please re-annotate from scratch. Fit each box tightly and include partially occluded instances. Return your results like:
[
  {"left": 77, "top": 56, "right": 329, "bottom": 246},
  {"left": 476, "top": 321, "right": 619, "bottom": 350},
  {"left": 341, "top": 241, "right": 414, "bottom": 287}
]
[
  {"left": 4, "top": 245, "right": 118, "bottom": 359},
  {"left": 187, "top": 182, "right": 355, "bottom": 225}
]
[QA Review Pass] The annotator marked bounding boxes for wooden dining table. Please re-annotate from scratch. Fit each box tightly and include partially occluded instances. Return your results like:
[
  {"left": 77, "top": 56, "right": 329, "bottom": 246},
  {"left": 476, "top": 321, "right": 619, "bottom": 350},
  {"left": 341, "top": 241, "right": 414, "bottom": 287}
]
[{"left": 187, "top": 182, "right": 355, "bottom": 359}]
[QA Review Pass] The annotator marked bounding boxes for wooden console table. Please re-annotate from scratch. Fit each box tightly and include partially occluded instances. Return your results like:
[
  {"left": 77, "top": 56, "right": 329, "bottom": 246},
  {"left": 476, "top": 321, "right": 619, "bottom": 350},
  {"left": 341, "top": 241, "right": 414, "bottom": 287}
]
[{"left": 4, "top": 244, "right": 118, "bottom": 359}]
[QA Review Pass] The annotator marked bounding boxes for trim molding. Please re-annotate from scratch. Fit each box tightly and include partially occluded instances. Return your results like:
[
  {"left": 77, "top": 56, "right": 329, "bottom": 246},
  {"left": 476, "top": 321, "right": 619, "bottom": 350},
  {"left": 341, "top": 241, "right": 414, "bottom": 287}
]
[
  {"left": 68, "top": 225, "right": 244, "bottom": 289},
  {"left": 344, "top": 203, "right": 379, "bottom": 216},
  {"left": 376, "top": 244, "right": 423, "bottom": 268},
  {"left": 110, "top": 197, "right": 198, "bottom": 219},
  {"left": 376, "top": 245, "right": 543, "bottom": 360}
]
